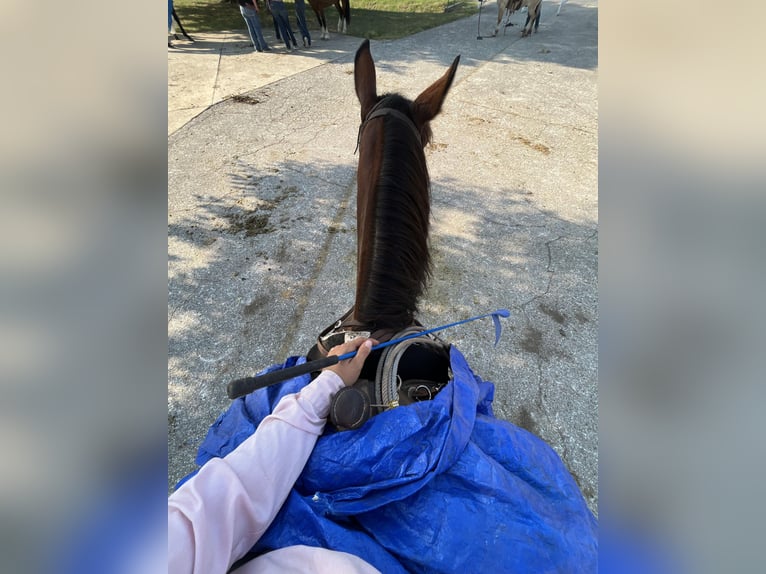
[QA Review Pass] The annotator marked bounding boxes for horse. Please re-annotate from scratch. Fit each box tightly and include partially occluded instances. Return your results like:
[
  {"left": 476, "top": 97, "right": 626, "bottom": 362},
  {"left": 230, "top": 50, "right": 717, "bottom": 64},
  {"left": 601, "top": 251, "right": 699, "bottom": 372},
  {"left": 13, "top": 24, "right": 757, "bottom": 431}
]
[
  {"left": 495, "top": 0, "right": 523, "bottom": 36},
  {"left": 307, "top": 40, "right": 461, "bottom": 429},
  {"left": 494, "top": 0, "right": 542, "bottom": 37},
  {"left": 307, "top": 0, "right": 350, "bottom": 40}
]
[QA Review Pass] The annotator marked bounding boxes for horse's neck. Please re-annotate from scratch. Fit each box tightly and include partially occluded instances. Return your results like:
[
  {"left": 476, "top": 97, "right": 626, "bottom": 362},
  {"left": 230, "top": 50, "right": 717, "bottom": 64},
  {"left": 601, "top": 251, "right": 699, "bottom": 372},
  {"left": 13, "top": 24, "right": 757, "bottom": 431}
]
[
  {"left": 352, "top": 102, "right": 431, "bottom": 332},
  {"left": 353, "top": 181, "right": 427, "bottom": 329}
]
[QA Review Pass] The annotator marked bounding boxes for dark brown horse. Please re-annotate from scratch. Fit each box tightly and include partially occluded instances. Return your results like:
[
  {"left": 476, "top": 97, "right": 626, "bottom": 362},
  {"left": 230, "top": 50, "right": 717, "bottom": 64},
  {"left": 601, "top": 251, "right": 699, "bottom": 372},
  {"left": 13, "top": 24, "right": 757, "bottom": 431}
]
[
  {"left": 308, "top": 0, "right": 350, "bottom": 39},
  {"left": 227, "top": 43, "right": 460, "bottom": 413},
  {"left": 353, "top": 40, "right": 460, "bottom": 333},
  {"left": 312, "top": 40, "right": 460, "bottom": 360},
  {"left": 302, "top": 40, "right": 461, "bottom": 425}
]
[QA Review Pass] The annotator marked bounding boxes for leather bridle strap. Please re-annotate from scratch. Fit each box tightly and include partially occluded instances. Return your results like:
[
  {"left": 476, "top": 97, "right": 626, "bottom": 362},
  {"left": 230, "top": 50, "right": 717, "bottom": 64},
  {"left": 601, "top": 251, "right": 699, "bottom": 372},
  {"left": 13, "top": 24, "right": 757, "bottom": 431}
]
[{"left": 355, "top": 100, "right": 422, "bottom": 154}]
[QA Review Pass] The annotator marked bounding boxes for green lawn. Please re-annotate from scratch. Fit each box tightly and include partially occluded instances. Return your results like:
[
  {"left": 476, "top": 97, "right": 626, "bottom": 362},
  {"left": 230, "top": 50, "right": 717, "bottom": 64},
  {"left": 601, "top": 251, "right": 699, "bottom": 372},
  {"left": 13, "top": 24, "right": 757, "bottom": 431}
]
[{"left": 173, "top": 0, "right": 477, "bottom": 40}]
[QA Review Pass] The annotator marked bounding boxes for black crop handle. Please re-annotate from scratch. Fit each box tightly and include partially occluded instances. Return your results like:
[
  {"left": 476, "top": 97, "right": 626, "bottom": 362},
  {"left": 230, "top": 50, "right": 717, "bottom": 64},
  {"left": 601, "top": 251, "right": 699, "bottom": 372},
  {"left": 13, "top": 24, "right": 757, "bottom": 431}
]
[{"left": 226, "top": 355, "right": 340, "bottom": 399}]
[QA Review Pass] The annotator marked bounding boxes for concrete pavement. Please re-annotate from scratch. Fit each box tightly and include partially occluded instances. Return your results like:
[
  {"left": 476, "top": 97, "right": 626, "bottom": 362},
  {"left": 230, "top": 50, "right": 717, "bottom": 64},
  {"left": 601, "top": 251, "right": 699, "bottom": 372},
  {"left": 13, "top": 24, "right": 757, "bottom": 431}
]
[
  {"left": 168, "top": 0, "right": 598, "bottom": 514},
  {"left": 168, "top": 30, "right": 364, "bottom": 134}
]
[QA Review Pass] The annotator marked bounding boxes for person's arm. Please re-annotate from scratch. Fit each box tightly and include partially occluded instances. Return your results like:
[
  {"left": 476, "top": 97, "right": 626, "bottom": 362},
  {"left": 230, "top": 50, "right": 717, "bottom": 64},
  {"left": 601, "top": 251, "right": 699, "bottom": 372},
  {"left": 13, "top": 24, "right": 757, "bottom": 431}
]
[{"left": 168, "top": 338, "right": 374, "bottom": 574}]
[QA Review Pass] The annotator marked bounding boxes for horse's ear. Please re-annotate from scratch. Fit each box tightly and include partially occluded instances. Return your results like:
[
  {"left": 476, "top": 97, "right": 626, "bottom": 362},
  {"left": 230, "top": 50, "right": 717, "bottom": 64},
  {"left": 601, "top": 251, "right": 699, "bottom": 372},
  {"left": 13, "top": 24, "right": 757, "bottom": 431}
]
[
  {"left": 354, "top": 39, "right": 378, "bottom": 121},
  {"left": 412, "top": 55, "right": 460, "bottom": 125}
]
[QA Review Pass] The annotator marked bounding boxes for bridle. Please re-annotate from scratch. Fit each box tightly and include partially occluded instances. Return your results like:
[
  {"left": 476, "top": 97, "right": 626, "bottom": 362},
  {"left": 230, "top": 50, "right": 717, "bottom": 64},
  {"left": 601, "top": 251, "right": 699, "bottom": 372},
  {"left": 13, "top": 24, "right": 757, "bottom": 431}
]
[{"left": 355, "top": 99, "right": 423, "bottom": 154}]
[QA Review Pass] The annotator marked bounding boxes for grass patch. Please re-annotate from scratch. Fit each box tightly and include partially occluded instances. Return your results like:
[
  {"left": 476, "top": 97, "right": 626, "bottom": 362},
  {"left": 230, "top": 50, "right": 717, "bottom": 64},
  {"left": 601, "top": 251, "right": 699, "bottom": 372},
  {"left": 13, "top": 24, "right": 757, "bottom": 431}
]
[{"left": 173, "top": 0, "right": 477, "bottom": 39}]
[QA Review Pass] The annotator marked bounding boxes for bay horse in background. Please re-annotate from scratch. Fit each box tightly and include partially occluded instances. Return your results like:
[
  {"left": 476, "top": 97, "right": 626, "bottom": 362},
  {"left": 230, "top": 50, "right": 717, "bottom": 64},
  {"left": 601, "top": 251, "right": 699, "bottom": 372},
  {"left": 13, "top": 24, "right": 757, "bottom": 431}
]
[
  {"left": 307, "top": 40, "right": 460, "bottom": 423},
  {"left": 308, "top": 0, "right": 350, "bottom": 39},
  {"left": 494, "top": 0, "right": 542, "bottom": 37}
]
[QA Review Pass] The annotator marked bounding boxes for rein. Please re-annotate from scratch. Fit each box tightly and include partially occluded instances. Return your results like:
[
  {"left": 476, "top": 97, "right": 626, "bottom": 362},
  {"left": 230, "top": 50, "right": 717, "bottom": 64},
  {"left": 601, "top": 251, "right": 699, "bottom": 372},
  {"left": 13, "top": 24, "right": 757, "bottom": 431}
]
[{"left": 354, "top": 99, "right": 423, "bottom": 154}]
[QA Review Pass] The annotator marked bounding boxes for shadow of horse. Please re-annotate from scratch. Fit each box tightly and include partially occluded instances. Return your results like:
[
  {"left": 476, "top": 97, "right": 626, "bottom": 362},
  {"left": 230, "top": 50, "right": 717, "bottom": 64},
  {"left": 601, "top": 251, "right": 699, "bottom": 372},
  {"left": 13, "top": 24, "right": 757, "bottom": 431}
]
[{"left": 494, "top": 0, "right": 544, "bottom": 37}]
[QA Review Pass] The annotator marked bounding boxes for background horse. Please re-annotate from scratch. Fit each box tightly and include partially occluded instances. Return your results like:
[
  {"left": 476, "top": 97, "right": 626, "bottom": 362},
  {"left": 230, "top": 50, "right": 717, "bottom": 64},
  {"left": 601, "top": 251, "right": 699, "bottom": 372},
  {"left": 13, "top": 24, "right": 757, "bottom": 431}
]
[
  {"left": 308, "top": 0, "right": 350, "bottom": 39},
  {"left": 495, "top": 0, "right": 523, "bottom": 35},
  {"left": 520, "top": 0, "right": 542, "bottom": 36},
  {"left": 494, "top": 0, "right": 542, "bottom": 37}
]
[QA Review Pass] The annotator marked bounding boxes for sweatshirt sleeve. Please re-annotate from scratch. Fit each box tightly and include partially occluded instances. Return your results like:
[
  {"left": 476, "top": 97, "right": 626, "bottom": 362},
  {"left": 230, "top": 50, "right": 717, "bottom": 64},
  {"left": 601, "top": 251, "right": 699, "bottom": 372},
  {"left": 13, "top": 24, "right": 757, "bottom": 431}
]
[{"left": 168, "top": 370, "right": 345, "bottom": 574}]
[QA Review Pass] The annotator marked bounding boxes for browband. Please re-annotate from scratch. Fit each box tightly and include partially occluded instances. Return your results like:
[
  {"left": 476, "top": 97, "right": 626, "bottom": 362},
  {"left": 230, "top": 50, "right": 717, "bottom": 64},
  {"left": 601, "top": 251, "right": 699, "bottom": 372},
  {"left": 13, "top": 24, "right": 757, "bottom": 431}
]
[{"left": 355, "top": 100, "right": 423, "bottom": 153}]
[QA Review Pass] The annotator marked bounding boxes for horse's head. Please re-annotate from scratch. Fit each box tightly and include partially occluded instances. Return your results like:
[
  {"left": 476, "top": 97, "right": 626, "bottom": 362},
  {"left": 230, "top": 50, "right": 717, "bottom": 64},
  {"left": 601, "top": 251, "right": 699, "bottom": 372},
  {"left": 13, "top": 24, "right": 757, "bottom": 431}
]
[
  {"left": 351, "top": 40, "right": 460, "bottom": 332},
  {"left": 354, "top": 39, "right": 460, "bottom": 150}
]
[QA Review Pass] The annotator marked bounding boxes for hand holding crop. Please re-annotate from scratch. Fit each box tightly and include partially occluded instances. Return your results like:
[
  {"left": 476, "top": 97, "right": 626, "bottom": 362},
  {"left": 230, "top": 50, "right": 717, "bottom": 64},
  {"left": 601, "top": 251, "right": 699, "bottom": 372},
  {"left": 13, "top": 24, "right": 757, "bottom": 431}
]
[{"left": 324, "top": 338, "right": 377, "bottom": 386}]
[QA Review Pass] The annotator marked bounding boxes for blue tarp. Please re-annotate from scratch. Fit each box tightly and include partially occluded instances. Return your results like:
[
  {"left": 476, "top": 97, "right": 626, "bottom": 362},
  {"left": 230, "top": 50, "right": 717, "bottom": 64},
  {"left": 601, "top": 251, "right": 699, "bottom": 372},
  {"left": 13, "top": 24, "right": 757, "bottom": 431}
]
[{"left": 180, "top": 346, "right": 598, "bottom": 573}]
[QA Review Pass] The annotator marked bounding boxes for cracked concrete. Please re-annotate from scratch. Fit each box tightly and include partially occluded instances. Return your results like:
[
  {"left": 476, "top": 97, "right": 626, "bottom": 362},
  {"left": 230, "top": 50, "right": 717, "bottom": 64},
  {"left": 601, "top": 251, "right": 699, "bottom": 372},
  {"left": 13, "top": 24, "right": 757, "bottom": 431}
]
[{"left": 169, "top": 0, "right": 598, "bottom": 514}]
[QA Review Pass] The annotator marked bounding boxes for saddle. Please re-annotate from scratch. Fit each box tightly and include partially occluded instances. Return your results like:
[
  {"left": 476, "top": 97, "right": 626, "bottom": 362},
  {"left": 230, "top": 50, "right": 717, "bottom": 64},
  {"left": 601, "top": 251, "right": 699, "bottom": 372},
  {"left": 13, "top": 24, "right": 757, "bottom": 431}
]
[{"left": 306, "top": 309, "right": 452, "bottom": 431}]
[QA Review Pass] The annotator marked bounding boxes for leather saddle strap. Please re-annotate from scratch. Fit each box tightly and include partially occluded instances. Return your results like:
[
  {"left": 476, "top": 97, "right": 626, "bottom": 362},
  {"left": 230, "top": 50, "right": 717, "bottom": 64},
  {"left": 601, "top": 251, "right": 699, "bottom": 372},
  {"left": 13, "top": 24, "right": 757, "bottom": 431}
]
[{"left": 315, "top": 307, "right": 414, "bottom": 356}]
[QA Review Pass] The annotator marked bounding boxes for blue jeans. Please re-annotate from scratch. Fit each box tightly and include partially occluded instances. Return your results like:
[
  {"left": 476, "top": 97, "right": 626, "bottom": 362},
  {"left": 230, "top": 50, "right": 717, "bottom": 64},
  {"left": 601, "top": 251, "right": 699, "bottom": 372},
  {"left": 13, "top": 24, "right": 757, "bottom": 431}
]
[
  {"left": 269, "top": 0, "right": 296, "bottom": 49},
  {"left": 239, "top": 5, "right": 269, "bottom": 51},
  {"left": 293, "top": 0, "right": 311, "bottom": 45}
]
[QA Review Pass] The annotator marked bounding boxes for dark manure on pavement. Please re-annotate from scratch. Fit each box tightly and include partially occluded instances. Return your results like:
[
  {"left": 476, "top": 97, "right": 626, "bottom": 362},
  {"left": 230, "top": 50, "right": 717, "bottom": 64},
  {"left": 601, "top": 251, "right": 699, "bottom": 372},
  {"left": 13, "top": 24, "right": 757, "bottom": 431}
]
[
  {"left": 225, "top": 210, "right": 273, "bottom": 236},
  {"left": 232, "top": 94, "right": 263, "bottom": 105}
]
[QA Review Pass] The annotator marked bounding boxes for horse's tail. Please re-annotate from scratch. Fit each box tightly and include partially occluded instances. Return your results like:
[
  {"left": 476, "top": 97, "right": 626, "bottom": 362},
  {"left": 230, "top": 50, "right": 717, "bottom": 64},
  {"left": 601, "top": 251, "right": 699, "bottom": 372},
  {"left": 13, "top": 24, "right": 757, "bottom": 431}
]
[{"left": 343, "top": 0, "right": 351, "bottom": 25}]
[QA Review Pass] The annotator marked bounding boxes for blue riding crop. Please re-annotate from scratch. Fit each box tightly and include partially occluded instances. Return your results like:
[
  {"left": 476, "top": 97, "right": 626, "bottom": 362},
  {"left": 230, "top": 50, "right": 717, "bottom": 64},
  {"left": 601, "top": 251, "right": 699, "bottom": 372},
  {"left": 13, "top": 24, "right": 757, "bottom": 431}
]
[{"left": 227, "top": 309, "right": 510, "bottom": 399}]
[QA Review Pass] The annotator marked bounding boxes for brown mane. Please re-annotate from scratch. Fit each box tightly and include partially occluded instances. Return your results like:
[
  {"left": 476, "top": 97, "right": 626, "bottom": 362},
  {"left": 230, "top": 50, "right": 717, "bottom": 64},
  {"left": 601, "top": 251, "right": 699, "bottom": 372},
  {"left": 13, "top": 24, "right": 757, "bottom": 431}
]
[
  {"left": 352, "top": 41, "right": 460, "bottom": 334},
  {"left": 354, "top": 94, "right": 432, "bottom": 329}
]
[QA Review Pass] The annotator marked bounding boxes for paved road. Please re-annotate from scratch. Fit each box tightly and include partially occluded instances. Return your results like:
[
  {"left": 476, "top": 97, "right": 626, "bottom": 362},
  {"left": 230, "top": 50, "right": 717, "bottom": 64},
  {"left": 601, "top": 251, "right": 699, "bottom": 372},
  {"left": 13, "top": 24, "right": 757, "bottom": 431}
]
[
  {"left": 168, "top": 0, "right": 598, "bottom": 514},
  {"left": 168, "top": 30, "right": 364, "bottom": 134}
]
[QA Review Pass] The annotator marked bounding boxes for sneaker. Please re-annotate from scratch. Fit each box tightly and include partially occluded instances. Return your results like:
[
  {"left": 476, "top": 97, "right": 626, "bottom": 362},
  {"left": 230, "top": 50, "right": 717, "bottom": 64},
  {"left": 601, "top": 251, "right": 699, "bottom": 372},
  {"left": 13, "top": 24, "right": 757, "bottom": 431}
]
[{"left": 263, "top": 46, "right": 272, "bottom": 52}]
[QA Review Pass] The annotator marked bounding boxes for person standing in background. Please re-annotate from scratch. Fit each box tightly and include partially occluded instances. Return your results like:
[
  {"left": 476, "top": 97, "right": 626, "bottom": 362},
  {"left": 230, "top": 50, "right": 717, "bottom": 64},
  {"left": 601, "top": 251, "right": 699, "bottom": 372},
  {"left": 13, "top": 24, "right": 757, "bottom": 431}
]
[
  {"left": 168, "top": 0, "right": 174, "bottom": 47},
  {"left": 268, "top": 0, "right": 298, "bottom": 51},
  {"left": 294, "top": 0, "right": 312, "bottom": 47},
  {"left": 238, "top": 0, "right": 271, "bottom": 52}
]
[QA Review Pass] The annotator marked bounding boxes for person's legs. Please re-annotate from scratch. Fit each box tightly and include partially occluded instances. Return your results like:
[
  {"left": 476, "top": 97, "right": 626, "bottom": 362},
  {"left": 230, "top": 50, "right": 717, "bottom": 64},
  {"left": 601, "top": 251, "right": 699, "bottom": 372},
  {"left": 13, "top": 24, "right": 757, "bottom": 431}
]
[
  {"left": 272, "top": 4, "right": 289, "bottom": 49},
  {"left": 168, "top": 0, "right": 175, "bottom": 47},
  {"left": 282, "top": 11, "right": 297, "bottom": 47},
  {"left": 248, "top": 8, "right": 270, "bottom": 50},
  {"left": 294, "top": 0, "right": 311, "bottom": 46},
  {"left": 276, "top": 1, "right": 297, "bottom": 47},
  {"left": 240, "top": 6, "right": 262, "bottom": 50},
  {"left": 271, "top": 2, "right": 296, "bottom": 49}
]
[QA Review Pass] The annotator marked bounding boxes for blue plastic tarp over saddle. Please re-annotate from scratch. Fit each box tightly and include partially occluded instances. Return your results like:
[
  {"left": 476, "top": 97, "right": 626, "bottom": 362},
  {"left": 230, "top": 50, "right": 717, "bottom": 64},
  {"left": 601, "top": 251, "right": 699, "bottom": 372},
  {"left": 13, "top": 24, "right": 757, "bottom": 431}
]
[{"left": 181, "top": 346, "right": 597, "bottom": 573}]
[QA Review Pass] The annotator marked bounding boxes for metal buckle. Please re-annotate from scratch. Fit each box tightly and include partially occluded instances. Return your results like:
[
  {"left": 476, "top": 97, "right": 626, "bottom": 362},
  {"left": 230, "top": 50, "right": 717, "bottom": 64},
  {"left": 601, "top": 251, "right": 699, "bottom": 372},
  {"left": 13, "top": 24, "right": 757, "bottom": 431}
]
[{"left": 344, "top": 331, "right": 371, "bottom": 342}]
